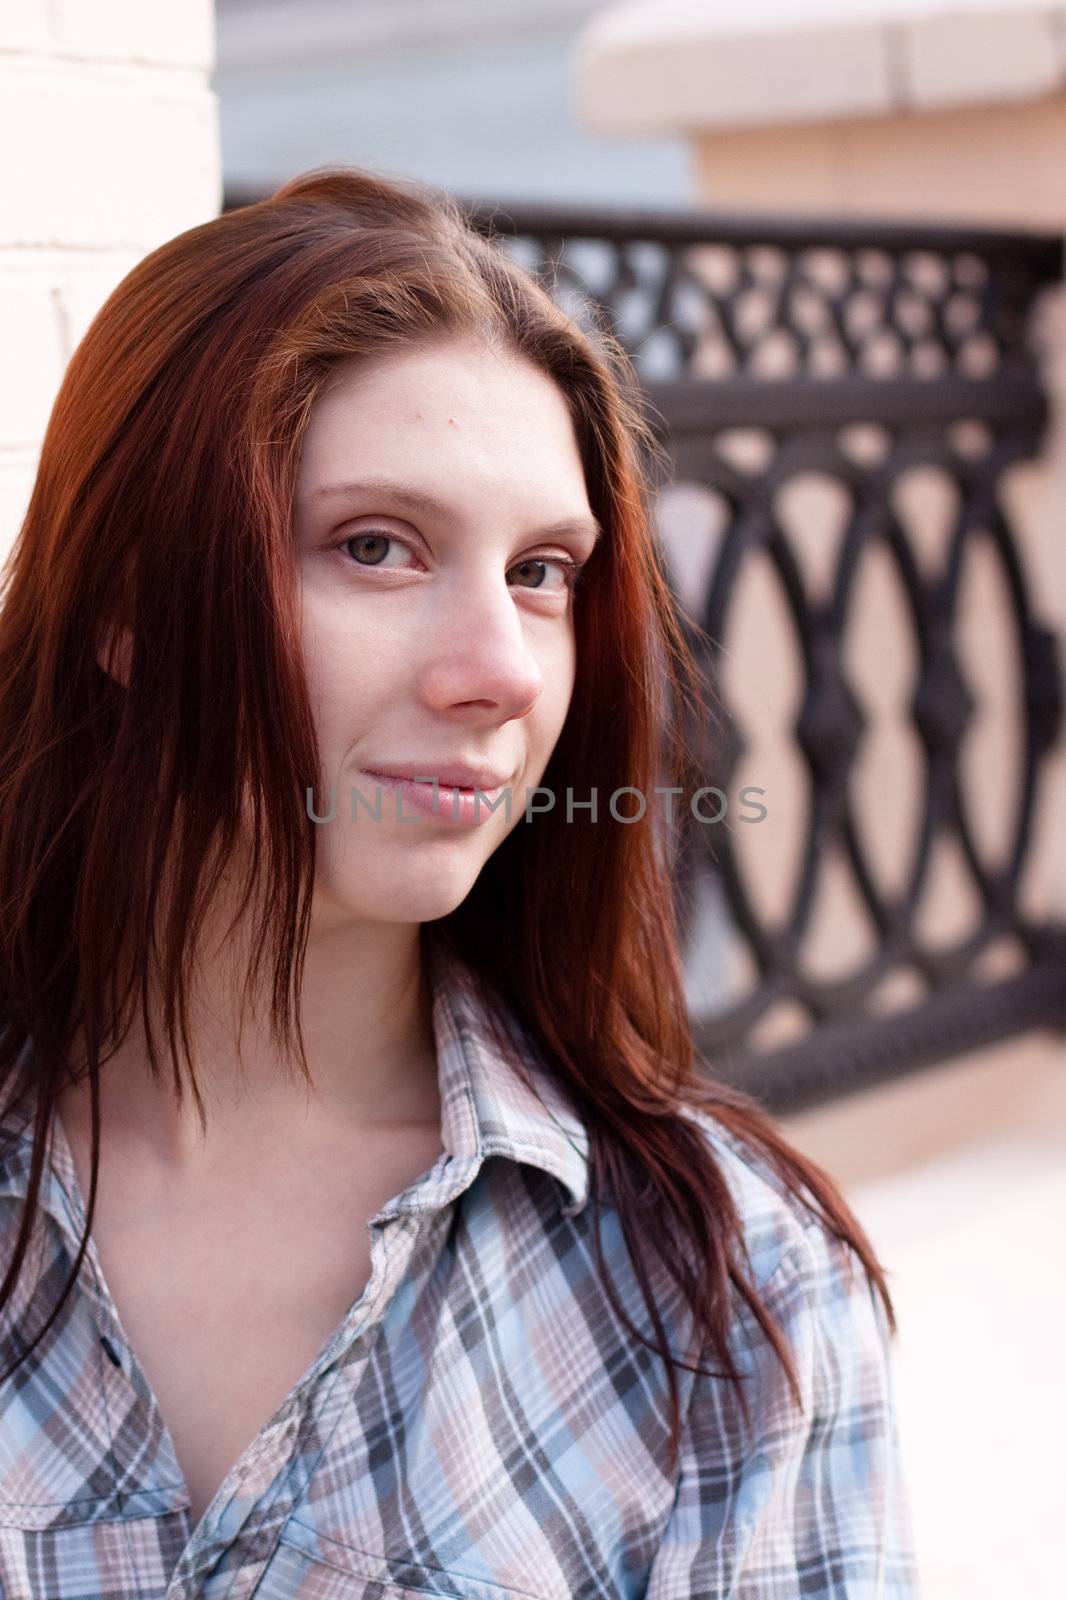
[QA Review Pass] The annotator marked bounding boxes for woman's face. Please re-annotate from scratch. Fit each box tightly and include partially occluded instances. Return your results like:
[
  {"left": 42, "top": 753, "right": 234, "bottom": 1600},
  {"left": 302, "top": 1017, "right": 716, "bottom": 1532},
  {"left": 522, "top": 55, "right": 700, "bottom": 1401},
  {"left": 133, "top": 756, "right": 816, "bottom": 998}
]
[{"left": 294, "top": 333, "right": 601, "bottom": 928}]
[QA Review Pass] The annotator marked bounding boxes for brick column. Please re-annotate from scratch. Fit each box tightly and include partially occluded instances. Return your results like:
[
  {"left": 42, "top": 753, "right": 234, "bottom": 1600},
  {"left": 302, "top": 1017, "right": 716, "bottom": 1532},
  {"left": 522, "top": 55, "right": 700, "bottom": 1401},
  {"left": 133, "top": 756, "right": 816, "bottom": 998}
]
[{"left": 0, "top": 0, "right": 221, "bottom": 561}]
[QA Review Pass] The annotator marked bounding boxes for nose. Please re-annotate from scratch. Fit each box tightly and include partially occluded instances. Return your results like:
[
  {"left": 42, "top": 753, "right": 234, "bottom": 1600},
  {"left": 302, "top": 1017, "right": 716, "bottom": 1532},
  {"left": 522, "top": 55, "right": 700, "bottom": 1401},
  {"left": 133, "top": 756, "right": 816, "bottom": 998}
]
[{"left": 415, "top": 573, "right": 545, "bottom": 722}]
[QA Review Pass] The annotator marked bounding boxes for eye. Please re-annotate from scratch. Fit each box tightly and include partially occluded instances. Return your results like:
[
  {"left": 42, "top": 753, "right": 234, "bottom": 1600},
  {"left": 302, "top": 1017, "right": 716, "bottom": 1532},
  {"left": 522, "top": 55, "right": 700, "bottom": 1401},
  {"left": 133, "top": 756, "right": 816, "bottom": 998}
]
[
  {"left": 334, "top": 529, "right": 590, "bottom": 596},
  {"left": 340, "top": 530, "right": 414, "bottom": 569},
  {"left": 507, "top": 555, "right": 587, "bottom": 594}
]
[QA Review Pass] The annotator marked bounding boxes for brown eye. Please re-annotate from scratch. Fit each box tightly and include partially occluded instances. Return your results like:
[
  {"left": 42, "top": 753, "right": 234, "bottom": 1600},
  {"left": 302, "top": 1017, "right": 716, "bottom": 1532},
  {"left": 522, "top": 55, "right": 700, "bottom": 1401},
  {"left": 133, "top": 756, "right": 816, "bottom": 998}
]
[
  {"left": 335, "top": 529, "right": 419, "bottom": 572},
  {"left": 346, "top": 533, "right": 391, "bottom": 566},
  {"left": 508, "top": 557, "right": 583, "bottom": 593},
  {"left": 510, "top": 559, "right": 550, "bottom": 589}
]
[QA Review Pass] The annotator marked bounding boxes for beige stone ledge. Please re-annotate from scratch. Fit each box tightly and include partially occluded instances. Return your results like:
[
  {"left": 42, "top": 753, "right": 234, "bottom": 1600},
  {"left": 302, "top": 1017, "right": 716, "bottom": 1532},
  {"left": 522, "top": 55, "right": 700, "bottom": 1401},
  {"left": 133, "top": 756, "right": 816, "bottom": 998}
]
[
  {"left": 574, "top": 1, "right": 1066, "bottom": 136},
  {"left": 687, "top": 94, "right": 1066, "bottom": 227},
  {"left": 779, "top": 1028, "right": 1066, "bottom": 1189}
]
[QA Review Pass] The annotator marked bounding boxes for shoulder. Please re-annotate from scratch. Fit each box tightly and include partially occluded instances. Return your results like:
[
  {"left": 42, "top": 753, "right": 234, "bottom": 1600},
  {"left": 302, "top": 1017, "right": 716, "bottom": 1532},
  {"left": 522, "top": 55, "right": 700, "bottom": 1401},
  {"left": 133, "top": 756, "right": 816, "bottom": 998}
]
[
  {"left": 680, "top": 1105, "right": 852, "bottom": 1297},
  {"left": 678, "top": 1103, "right": 897, "bottom": 1399},
  {"left": 645, "top": 1113, "right": 921, "bottom": 1594},
  {"left": 682, "top": 1108, "right": 908, "bottom": 1495}
]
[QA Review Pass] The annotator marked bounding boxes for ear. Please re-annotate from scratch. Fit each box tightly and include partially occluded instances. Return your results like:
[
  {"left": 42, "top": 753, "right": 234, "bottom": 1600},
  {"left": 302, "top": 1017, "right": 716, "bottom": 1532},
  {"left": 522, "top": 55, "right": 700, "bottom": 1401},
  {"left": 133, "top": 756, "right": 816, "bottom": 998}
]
[{"left": 96, "top": 622, "right": 133, "bottom": 689}]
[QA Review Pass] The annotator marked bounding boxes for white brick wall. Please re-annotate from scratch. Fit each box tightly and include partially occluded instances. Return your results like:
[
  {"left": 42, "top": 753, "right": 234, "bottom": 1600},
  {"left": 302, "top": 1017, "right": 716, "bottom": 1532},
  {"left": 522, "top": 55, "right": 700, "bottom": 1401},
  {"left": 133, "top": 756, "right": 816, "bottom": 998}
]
[{"left": 0, "top": 0, "right": 221, "bottom": 563}]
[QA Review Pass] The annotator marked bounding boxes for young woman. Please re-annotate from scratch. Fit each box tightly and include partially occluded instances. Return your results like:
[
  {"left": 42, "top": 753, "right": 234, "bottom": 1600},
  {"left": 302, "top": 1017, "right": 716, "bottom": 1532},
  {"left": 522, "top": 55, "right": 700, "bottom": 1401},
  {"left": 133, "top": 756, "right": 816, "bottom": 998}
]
[{"left": 0, "top": 169, "right": 919, "bottom": 1598}]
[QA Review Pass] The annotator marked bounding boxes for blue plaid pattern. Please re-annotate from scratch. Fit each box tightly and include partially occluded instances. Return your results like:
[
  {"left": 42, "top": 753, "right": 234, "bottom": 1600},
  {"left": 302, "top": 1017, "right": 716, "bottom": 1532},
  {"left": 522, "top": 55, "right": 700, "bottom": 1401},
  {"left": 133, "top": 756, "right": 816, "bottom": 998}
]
[{"left": 0, "top": 941, "right": 920, "bottom": 1597}]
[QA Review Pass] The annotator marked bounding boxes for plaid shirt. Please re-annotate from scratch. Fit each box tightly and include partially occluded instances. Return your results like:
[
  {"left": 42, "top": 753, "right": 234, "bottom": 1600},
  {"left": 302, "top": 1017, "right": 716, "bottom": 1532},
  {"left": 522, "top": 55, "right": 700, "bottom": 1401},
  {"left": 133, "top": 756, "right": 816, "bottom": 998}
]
[{"left": 0, "top": 942, "right": 920, "bottom": 1599}]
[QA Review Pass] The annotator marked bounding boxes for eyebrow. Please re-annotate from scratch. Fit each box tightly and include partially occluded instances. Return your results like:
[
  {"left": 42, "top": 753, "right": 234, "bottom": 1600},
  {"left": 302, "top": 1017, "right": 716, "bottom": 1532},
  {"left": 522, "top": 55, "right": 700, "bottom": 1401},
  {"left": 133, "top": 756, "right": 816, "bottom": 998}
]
[{"left": 311, "top": 474, "right": 603, "bottom": 547}]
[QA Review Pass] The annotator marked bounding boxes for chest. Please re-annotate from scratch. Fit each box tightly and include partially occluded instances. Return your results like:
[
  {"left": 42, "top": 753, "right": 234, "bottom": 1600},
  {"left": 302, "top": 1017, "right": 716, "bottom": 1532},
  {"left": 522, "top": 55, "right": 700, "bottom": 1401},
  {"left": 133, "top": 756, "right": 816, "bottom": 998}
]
[
  {"left": 3, "top": 1156, "right": 690, "bottom": 1599},
  {"left": 61, "top": 1118, "right": 446, "bottom": 1529}
]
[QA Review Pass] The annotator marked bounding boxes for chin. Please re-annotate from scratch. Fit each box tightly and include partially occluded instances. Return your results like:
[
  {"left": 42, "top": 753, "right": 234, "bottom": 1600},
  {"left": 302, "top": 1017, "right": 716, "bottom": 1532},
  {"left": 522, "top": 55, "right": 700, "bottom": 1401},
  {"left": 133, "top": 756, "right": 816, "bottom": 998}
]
[{"left": 315, "top": 850, "right": 488, "bottom": 926}]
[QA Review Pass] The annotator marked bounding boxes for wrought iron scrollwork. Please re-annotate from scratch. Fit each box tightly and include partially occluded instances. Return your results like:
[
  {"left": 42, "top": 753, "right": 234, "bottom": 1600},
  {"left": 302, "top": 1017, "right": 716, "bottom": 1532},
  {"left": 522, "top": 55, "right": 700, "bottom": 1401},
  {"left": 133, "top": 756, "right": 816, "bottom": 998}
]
[{"left": 466, "top": 199, "right": 1066, "bottom": 1112}]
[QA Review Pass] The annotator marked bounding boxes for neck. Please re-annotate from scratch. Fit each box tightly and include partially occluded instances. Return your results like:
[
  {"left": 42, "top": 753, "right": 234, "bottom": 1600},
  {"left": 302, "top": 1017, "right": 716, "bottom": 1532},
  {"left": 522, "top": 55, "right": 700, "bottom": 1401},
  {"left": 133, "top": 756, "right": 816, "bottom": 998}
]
[{"left": 57, "top": 878, "right": 440, "bottom": 1172}]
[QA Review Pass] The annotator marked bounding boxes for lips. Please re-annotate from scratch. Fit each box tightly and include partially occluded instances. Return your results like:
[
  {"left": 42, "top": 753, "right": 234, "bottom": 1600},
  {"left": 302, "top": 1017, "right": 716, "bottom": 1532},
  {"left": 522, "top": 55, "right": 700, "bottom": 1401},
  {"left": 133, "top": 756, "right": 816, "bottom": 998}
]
[{"left": 361, "top": 763, "right": 511, "bottom": 791}]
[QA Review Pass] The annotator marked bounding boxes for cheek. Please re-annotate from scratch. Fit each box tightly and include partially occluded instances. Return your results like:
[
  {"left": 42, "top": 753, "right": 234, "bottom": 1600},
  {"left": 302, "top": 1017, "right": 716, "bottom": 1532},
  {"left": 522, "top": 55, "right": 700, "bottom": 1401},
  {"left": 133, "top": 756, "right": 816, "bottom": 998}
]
[
  {"left": 531, "top": 634, "right": 577, "bottom": 761},
  {"left": 300, "top": 600, "right": 392, "bottom": 764},
  {"left": 551, "top": 627, "right": 578, "bottom": 716}
]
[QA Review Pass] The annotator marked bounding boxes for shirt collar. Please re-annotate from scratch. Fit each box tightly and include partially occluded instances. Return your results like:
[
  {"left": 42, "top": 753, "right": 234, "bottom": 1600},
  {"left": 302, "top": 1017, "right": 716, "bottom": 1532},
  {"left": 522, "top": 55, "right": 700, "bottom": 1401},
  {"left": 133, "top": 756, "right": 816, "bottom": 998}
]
[
  {"left": 0, "top": 947, "right": 591, "bottom": 1219},
  {"left": 424, "top": 938, "right": 590, "bottom": 1217}
]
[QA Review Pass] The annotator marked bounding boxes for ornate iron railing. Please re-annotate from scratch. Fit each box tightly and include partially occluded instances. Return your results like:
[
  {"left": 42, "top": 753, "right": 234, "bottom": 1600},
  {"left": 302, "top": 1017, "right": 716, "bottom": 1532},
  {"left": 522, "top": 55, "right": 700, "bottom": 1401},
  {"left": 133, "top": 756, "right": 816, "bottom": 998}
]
[
  {"left": 463, "top": 200, "right": 1066, "bottom": 1113},
  {"left": 226, "top": 185, "right": 1066, "bottom": 1114}
]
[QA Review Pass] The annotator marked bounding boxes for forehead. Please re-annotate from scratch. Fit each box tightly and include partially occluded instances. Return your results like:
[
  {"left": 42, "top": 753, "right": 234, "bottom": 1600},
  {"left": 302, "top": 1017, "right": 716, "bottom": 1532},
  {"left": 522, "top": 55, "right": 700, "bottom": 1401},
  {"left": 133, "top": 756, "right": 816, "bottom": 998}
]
[{"left": 296, "top": 335, "right": 587, "bottom": 496}]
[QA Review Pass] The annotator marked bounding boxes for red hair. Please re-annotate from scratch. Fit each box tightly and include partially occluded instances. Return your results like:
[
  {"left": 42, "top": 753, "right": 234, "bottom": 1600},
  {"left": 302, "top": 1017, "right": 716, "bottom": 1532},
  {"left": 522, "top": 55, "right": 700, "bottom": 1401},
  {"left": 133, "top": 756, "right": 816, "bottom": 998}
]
[{"left": 0, "top": 168, "right": 897, "bottom": 1473}]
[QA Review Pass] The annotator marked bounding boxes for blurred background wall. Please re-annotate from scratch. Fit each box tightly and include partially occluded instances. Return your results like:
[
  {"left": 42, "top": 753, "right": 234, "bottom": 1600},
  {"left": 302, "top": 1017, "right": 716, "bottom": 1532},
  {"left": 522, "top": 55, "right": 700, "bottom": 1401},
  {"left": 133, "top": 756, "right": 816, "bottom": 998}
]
[
  {"left": 214, "top": 0, "right": 691, "bottom": 206},
  {"left": 2, "top": 3, "right": 1064, "bottom": 1595}
]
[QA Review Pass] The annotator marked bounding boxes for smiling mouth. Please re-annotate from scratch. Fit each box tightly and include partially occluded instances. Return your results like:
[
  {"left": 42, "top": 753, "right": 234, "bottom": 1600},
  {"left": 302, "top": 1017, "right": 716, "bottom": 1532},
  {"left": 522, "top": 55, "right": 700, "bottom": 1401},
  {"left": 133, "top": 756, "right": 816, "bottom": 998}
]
[
  {"left": 364, "top": 774, "right": 506, "bottom": 793},
  {"left": 355, "top": 771, "right": 512, "bottom": 827}
]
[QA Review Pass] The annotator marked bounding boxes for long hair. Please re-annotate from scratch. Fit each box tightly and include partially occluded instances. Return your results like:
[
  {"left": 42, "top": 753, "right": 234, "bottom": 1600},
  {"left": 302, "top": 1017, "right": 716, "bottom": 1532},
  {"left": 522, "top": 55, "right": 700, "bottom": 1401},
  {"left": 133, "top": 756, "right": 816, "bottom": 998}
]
[{"left": 0, "top": 167, "right": 897, "bottom": 1475}]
